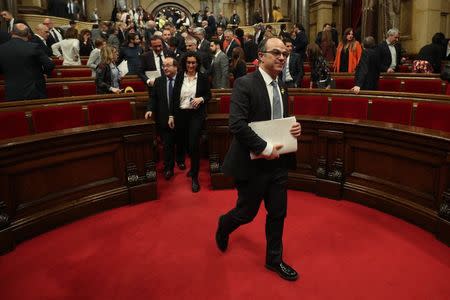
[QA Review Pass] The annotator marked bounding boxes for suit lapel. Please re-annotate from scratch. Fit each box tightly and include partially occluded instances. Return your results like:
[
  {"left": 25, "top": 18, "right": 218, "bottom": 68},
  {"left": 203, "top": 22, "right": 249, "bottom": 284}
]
[{"left": 254, "top": 71, "right": 272, "bottom": 119}]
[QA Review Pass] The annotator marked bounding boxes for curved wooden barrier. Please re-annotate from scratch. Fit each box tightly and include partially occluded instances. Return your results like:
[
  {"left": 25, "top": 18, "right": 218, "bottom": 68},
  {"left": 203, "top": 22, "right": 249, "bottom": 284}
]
[
  {"left": 0, "top": 120, "right": 157, "bottom": 254},
  {"left": 207, "top": 114, "right": 450, "bottom": 245}
]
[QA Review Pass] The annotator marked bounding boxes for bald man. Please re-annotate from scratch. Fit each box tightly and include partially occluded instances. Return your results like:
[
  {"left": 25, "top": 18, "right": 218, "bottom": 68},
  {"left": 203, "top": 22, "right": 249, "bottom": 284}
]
[
  {"left": 43, "top": 18, "right": 64, "bottom": 48},
  {"left": 30, "top": 23, "right": 52, "bottom": 57},
  {"left": 0, "top": 23, "right": 55, "bottom": 101}
]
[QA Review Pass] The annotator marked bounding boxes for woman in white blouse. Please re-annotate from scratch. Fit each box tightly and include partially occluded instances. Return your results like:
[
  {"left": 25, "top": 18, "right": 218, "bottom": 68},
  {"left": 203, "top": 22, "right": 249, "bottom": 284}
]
[
  {"left": 51, "top": 27, "right": 81, "bottom": 66},
  {"left": 172, "top": 51, "right": 211, "bottom": 193}
]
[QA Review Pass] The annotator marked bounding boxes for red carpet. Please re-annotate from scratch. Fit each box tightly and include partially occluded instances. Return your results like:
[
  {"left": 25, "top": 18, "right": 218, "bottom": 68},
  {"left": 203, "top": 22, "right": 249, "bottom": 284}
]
[{"left": 1, "top": 161, "right": 449, "bottom": 299}]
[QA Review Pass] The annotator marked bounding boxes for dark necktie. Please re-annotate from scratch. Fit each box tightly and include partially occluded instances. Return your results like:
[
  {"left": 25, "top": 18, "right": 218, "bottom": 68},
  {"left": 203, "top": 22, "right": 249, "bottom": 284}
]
[
  {"left": 168, "top": 77, "right": 174, "bottom": 109},
  {"left": 52, "top": 29, "right": 60, "bottom": 42},
  {"left": 158, "top": 54, "right": 163, "bottom": 71},
  {"left": 271, "top": 81, "right": 282, "bottom": 119}
]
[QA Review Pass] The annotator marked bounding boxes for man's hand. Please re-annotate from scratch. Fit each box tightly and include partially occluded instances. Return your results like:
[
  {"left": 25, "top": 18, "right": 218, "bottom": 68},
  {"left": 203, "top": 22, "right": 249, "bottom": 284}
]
[
  {"left": 168, "top": 117, "right": 175, "bottom": 129},
  {"left": 147, "top": 78, "right": 155, "bottom": 86},
  {"left": 290, "top": 122, "right": 301, "bottom": 137},
  {"left": 351, "top": 86, "right": 361, "bottom": 94},
  {"left": 264, "top": 144, "right": 283, "bottom": 160},
  {"left": 144, "top": 111, "right": 152, "bottom": 119},
  {"left": 387, "top": 67, "right": 395, "bottom": 73}
]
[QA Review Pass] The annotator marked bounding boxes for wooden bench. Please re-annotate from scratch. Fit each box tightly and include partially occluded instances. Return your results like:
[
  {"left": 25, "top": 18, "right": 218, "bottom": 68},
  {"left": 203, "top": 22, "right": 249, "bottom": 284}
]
[
  {"left": 206, "top": 114, "right": 450, "bottom": 246},
  {"left": 0, "top": 120, "right": 157, "bottom": 254}
]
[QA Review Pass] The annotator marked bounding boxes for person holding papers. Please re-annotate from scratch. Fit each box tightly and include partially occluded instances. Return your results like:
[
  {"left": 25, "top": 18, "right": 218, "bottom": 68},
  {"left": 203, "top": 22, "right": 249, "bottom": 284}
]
[
  {"left": 216, "top": 37, "right": 302, "bottom": 281},
  {"left": 138, "top": 36, "right": 174, "bottom": 93}
]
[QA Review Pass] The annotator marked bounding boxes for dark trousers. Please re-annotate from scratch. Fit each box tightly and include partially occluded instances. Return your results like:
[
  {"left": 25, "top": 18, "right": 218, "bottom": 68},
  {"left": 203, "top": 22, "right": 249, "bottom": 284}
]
[
  {"left": 176, "top": 109, "right": 204, "bottom": 178},
  {"left": 220, "top": 167, "right": 288, "bottom": 265},
  {"left": 158, "top": 126, "right": 184, "bottom": 171}
]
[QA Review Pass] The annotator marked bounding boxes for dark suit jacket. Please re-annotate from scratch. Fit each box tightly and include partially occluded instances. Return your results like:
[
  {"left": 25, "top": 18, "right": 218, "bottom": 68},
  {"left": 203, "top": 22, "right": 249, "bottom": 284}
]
[
  {"left": 244, "top": 40, "right": 258, "bottom": 62},
  {"left": 222, "top": 70, "right": 296, "bottom": 180},
  {"left": 293, "top": 31, "right": 308, "bottom": 60},
  {"left": 30, "top": 34, "right": 52, "bottom": 57},
  {"left": 198, "top": 39, "right": 210, "bottom": 53},
  {"left": 172, "top": 71, "right": 211, "bottom": 119},
  {"left": 46, "top": 27, "right": 65, "bottom": 48},
  {"left": 287, "top": 53, "right": 304, "bottom": 87},
  {"left": 418, "top": 43, "right": 442, "bottom": 73},
  {"left": 224, "top": 39, "right": 239, "bottom": 59},
  {"left": 378, "top": 41, "right": 401, "bottom": 72},
  {"left": 354, "top": 48, "right": 381, "bottom": 90},
  {"left": 149, "top": 75, "right": 175, "bottom": 129},
  {"left": 138, "top": 49, "right": 174, "bottom": 84},
  {"left": 0, "top": 38, "right": 54, "bottom": 101}
]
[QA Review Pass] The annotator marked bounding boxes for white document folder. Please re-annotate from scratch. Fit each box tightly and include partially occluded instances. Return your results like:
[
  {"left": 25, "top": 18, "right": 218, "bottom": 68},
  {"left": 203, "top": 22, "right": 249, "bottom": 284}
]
[{"left": 248, "top": 117, "right": 298, "bottom": 159}]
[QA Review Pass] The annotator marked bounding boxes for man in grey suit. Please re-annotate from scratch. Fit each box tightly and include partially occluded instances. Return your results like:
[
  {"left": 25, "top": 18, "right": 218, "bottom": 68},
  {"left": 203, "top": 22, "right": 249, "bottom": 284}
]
[
  {"left": 215, "top": 37, "right": 302, "bottom": 281},
  {"left": 209, "top": 39, "right": 229, "bottom": 89}
]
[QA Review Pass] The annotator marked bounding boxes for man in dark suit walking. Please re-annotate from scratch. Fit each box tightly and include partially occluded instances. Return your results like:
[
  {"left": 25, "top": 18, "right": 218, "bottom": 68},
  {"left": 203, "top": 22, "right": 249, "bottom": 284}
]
[
  {"left": 144, "top": 57, "right": 181, "bottom": 179},
  {"left": 379, "top": 28, "right": 401, "bottom": 73},
  {"left": 0, "top": 23, "right": 55, "bottom": 101},
  {"left": 351, "top": 36, "right": 382, "bottom": 93},
  {"left": 139, "top": 36, "right": 174, "bottom": 90},
  {"left": 216, "top": 37, "right": 302, "bottom": 281}
]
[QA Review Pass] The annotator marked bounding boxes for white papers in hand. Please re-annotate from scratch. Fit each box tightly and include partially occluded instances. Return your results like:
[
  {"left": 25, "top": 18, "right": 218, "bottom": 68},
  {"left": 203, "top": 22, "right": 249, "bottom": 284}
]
[
  {"left": 248, "top": 117, "right": 298, "bottom": 159},
  {"left": 145, "top": 70, "right": 161, "bottom": 80},
  {"left": 117, "top": 60, "right": 129, "bottom": 76}
]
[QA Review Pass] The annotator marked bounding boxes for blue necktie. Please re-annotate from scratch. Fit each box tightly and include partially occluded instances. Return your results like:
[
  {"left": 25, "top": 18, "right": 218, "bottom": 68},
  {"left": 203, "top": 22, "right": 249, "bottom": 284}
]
[
  {"left": 271, "top": 80, "right": 282, "bottom": 119},
  {"left": 168, "top": 77, "right": 174, "bottom": 109}
]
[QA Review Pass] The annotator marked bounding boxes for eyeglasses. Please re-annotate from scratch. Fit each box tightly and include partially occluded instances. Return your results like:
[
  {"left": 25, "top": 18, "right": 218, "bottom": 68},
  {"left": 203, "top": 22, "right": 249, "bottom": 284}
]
[{"left": 263, "top": 49, "right": 289, "bottom": 58}]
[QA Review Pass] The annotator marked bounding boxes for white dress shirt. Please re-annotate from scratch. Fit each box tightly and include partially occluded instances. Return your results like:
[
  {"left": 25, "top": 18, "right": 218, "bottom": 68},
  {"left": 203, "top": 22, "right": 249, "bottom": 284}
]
[
  {"left": 179, "top": 72, "right": 198, "bottom": 109},
  {"left": 386, "top": 39, "right": 397, "bottom": 69},
  {"left": 258, "top": 68, "right": 284, "bottom": 156}
]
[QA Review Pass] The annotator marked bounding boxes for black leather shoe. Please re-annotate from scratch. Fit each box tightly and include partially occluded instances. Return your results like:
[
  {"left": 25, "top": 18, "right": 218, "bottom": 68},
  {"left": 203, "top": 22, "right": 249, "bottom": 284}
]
[
  {"left": 177, "top": 162, "right": 186, "bottom": 170},
  {"left": 215, "top": 216, "right": 228, "bottom": 252},
  {"left": 265, "top": 262, "right": 299, "bottom": 281},
  {"left": 164, "top": 170, "right": 174, "bottom": 180},
  {"left": 192, "top": 178, "right": 200, "bottom": 192}
]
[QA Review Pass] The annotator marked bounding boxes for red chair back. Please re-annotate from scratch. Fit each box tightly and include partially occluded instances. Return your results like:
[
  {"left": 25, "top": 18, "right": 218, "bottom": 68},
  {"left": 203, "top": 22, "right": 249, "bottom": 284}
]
[
  {"left": 293, "top": 95, "right": 328, "bottom": 116},
  {"left": 379, "top": 79, "right": 402, "bottom": 92},
  {"left": 219, "top": 95, "right": 231, "bottom": 114},
  {"left": 0, "top": 111, "right": 29, "bottom": 139},
  {"left": 403, "top": 79, "right": 443, "bottom": 94},
  {"left": 334, "top": 77, "right": 355, "bottom": 90},
  {"left": 330, "top": 97, "right": 368, "bottom": 119},
  {"left": 414, "top": 102, "right": 450, "bottom": 132},
  {"left": 123, "top": 81, "right": 147, "bottom": 92},
  {"left": 369, "top": 99, "right": 412, "bottom": 125},
  {"left": 46, "top": 85, "right": 65, "bottom": 98},
  {"left": 32, "top": 105, "right": 85, "bottom": 133},
  {"left": 67, "top": 83, "right": 96, "bottom": 96},
  {"left": 58, "top": 68, "right": 92, "bottom": 78},
  {"left": 88, "top": 101, "right": 133, "bottom": 125}
]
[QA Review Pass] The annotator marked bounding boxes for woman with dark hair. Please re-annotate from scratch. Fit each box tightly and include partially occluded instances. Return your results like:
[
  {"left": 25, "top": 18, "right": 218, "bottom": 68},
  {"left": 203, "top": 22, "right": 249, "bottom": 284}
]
[
  {"left": 96, "top": 46, "right": 122, "bottom": 94},
  {"left": 333, "top": 27, "right": 362, "bottom": 73},
  {"left": 172, "top": 51, "right": 211, "bottom": 192},
  {"left": 307, "top": 43, "right": 332, "bottom": 89},
  {"left": 51, "top": 27, "right": 81, "bottom": 65},
  {"left": 79, "top": 29, "right": 94, "bottom": 56},
  {"left": 230, "top": 46, "right": 247, "bottom": 79}
]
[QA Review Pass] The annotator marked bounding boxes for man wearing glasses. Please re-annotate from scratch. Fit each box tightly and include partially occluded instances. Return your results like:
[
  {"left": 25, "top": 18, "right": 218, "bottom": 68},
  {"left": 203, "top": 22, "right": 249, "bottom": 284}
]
[{"left": 216, "top": 37, "right": 302, "bottom": 281}]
